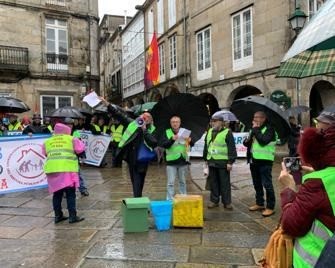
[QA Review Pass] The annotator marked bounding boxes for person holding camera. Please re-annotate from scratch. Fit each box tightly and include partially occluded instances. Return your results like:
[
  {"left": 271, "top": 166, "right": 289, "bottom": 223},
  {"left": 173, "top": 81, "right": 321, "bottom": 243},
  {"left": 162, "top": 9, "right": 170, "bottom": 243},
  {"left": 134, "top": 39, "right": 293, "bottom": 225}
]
[
  {"left": 243, "top": 111, "right": 277, "bottom": 217},
  {"left": 278, "top": 110, "right": 335, "bottom": 267},
  {"left": 100, "top": 98, "right": 158, "bottom": 197}
]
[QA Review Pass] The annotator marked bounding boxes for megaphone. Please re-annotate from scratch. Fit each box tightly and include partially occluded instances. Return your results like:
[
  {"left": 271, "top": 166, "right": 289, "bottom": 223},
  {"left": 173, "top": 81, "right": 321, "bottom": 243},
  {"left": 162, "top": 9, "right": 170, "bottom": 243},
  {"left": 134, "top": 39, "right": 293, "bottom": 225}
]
[{"left": 135, "top": 117, "right": 145, "bottom": 127}]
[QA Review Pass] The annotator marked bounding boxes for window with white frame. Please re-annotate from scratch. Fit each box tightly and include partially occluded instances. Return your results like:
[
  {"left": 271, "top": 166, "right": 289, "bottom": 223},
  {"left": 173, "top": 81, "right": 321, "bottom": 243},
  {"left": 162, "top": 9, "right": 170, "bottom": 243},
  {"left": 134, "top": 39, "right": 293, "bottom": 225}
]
[
  {"left": 157, "top": 0, "right": 164, "bottom": 35},
  {"left": 46, "top": 18, "right": 68, "bottom": 71},
  {"left": 147, "top": 8, "right": 154, "bottom": 43},
  {"left": 196, "top": 27, "right": 212, "bottom": 80},
  {"left": 308, "top": 0, "right": 326, "bottom": 18},
  {"left": 159, "top": 43, "right": 165, "bottom": 81},
  {"left": 231, "top": 7, "right": 253, "bottom": 71},
  {"left": 169, "top": 34, "right": 177, "bottom": 77},
  {"left": 168, "top": 0, "right": 176, "bottom": 28},
  {"left": 41, "top": 95, "right": 73, "bottom": 119}
]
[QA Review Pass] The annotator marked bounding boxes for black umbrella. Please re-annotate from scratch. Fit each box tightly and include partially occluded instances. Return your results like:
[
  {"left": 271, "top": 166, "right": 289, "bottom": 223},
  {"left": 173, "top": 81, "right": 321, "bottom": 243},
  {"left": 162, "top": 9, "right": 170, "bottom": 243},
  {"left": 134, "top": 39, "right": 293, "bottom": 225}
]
[
  {"left": 78, "top": 108, "right": 93, "bottom": 117},
  {"left": 0, "top": 97, "right": 30, "bottom": 113},
  {"left": 151, "top": 93, "right": 209, "bottom": 142},
  {"left": 49, "top": 106, "right": 84, "bottom": 119},
  {"left": 230, "top": 96, "right": 291, "bottom": 139},
  {"left": 284, "top": 105, "right": 310, "bottom": 117}
]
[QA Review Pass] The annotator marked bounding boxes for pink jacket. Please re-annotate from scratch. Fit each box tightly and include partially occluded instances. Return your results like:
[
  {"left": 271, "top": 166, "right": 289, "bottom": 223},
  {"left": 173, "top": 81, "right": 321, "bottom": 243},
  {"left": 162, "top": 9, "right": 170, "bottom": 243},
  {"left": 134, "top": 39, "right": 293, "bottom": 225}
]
[{"left": 42, "top": 123, "right": 85, "bottom": 193}]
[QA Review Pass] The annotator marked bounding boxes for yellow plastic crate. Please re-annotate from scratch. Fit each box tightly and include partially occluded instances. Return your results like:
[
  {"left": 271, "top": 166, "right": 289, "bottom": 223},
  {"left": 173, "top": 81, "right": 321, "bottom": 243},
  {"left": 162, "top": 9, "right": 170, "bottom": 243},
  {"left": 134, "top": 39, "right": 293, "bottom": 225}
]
[{"left": 173, "top": 194, "right": 203, "bottom": 227}]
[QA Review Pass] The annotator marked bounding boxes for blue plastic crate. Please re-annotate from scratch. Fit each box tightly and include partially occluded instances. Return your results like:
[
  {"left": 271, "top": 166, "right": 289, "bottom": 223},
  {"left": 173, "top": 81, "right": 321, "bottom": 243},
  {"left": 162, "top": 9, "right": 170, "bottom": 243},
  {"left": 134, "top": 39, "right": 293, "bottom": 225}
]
[{"left": 150, "top": 200, "right": 173, "bottom": 231}]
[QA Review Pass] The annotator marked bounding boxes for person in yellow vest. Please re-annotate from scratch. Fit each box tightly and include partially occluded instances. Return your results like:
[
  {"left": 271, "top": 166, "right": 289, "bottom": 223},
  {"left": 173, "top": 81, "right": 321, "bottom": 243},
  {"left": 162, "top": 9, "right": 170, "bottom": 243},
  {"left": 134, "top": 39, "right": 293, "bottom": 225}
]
[
  {"left": 100, "top": 97, "right": 158, "bottom": 197},
  {"left": 109, "top": 117, "right": 124, "bottom": 167},
  {"left": 8, "top": 114, "right": 23, "bottom": 131},
  {"left": 243, "top": 111, "right": 277, "bottom": 217},
  {"left": 43, "top": 117, "right": 53, "bottom": 133},
  {"left": 278, "top": 110, "right": 335, "bottom": 267},
  {"left": 203, "top": 113, "right": 237, "bottom": 209},
  {"left": 160, "top": 116, "right": 193, "bottom": 200},
  {"left": 42, "top": 123, "right": 85, "bottom": 224}
]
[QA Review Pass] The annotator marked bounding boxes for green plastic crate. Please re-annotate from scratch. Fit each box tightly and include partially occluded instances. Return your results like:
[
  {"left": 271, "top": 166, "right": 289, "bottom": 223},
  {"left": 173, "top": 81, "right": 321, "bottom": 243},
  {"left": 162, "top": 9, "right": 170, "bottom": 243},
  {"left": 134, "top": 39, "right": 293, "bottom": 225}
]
[{"left": 121, "top": 197, "right": 150, "bottom": 232}]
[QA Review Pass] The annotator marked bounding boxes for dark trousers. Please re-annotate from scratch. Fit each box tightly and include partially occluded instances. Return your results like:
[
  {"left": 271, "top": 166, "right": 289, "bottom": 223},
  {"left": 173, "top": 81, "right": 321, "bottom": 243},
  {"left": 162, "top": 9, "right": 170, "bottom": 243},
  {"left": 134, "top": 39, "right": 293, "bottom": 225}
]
[
  {"left": 128, "top": 164, "right": 148, "bottom": 197},
  {"left": 52, "top": 187, "right": 76, "bottom": 213},
  {"left": 209, "top": 166, "right": 231, "bottom": 205},
  {"left": 78, "top": 169, "right": 87, "bottom": 192},
  {"left": 250, "top": 163, "right": 275, "bottom": 210}
]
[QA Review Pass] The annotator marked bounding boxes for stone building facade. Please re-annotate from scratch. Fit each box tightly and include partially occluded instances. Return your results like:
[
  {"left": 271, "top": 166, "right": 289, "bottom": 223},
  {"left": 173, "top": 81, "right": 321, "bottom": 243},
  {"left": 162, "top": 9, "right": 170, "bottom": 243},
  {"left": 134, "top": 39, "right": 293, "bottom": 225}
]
[
  {"left": 128, "top": 0, "right": 334, "bottom": 125},
  {"left": 0, "top": 0, "right": 99, "bottom": 118}
]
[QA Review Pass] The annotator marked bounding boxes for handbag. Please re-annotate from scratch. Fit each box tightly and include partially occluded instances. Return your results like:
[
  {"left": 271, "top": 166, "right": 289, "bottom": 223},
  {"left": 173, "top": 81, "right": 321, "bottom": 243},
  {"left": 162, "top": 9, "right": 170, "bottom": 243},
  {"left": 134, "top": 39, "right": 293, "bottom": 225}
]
[
  {"left": 137, "top": 142, "right": 156, "bottom": 162},
  {"left": 259, "top": 224, "right": 294, "bottom": 268}
]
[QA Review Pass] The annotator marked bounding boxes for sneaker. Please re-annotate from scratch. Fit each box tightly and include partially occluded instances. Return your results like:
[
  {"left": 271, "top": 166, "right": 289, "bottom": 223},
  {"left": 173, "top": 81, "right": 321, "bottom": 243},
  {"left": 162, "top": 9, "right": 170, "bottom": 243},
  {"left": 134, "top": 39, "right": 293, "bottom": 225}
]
[
  {"left": 249, "top": 204, "right": 265, "bottom": 211},
  {"left": 262, "top": 209, "right": 275, "bottom": 217},
  {"left": 224, "top": 204, "right": 233, "bottom": 210},
  {"left": 207, "top": 202, "right": 219, "bottom": 208},
  {"left": 80, "top": 190, "right": 89, "bottom": 197}
]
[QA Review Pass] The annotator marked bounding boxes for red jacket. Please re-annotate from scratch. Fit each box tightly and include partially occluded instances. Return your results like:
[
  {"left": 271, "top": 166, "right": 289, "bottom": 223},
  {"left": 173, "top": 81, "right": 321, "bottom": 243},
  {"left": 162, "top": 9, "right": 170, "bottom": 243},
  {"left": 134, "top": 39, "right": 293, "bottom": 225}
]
[{"left": 280, "top": 126, "right": 335, "bottom": 237}]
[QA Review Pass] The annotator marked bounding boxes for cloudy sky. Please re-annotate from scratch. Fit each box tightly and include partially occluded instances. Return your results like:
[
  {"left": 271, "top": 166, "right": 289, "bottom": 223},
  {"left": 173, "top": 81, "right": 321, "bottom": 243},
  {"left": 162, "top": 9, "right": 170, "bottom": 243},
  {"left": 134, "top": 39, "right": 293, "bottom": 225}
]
[{"left": 98, "top": 0, "right": 145, "bottom": 17}]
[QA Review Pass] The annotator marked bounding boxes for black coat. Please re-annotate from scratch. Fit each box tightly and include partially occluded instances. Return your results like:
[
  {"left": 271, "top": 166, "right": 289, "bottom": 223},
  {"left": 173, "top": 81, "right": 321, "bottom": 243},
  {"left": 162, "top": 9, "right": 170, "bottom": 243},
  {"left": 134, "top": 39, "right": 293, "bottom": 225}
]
[{"left": 107, "top": 104, "right": 158, "bottom": 167}]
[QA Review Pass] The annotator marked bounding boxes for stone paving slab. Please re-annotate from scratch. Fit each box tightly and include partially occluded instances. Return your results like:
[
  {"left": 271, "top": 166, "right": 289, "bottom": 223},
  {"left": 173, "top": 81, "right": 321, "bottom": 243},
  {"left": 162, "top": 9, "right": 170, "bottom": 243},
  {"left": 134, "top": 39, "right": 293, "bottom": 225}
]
[
  {"left": 0, "top": 197, "right": 32, "bottom": 207},
  {"left": 202, "top": 231, "right": 269, "bottom": 248},
  {"left": 190, "top": 246, "right": 255, "bottom": 265},
  {"left": 87, "top": 242, "right": 190, "bottom": 262},
  {"left": 0, "top": 226, "right": 32, "bottom": 239},
  {"left": 80, "top": 259, "right": 175, "bottom": 268},
  {"left": 21, "top": 228, "right": 97, "bottom": 242},
  {"left": 1, "top": 215, "right": 52, "bottom": 227},
  {"left": 20, "top": 198, "right": 51, "bottom": 209},
  {"left": 0, "top": 207, "right": 51, "bottom": 217},
  {"left": 92, "top": 227, "right": 202, "bottom": 246},
  {"left": 44, "top": 218, "right": 118, "bottom": 230}
]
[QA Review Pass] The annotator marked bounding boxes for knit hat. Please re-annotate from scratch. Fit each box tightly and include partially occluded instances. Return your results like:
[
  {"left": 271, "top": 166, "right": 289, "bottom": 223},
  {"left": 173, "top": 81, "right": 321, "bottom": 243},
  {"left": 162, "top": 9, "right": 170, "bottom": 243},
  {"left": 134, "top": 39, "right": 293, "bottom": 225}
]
[
  {"left": 54, "top": 123, "right": 71, "bottom": 135},
  {"left": 316, "top": 111, "right": 335, "bottom": 125}
]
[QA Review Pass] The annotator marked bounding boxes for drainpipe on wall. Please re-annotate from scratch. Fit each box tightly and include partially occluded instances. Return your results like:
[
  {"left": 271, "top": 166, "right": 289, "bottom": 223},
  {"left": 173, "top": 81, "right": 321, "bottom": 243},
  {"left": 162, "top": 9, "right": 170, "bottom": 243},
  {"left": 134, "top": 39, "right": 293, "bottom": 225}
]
[{"left": 183, "top": 0, "right": 188, "bottom": 93}]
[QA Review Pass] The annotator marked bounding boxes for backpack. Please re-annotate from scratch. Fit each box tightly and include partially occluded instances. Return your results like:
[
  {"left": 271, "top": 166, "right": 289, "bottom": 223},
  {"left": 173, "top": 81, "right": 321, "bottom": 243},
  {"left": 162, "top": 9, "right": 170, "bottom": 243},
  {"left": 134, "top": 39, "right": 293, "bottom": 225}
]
[{"left": 259, "top": 225, "right": 293, "bottom": 268}]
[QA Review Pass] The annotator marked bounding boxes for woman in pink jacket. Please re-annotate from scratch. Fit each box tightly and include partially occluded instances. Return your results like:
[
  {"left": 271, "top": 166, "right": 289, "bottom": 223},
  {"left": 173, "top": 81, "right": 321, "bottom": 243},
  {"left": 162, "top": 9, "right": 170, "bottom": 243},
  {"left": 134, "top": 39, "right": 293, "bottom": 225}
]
[{"left": 42, "top": 123, "right": 85, "bottom": 224}]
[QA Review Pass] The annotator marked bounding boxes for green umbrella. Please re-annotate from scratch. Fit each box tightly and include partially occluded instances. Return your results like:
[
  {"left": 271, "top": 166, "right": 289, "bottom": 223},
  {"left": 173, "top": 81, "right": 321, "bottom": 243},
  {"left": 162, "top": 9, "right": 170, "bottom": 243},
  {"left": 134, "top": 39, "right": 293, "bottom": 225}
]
[
  {"left": 277, "top": 0, "right": 335, "bottom": 78},
  {"left": 131, "top": 102, "right": 157, "bottom": 115}
]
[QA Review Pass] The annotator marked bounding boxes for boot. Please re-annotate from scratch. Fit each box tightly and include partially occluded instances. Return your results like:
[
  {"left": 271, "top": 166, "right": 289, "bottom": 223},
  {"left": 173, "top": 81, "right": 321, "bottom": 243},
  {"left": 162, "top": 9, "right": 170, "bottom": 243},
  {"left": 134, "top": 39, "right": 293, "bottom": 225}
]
[
  {"left": 54, "top": 210, "right": 68, "bottom": 224},
  {"left": 68, "top": 210, "right": 84, "bottom": 224}
]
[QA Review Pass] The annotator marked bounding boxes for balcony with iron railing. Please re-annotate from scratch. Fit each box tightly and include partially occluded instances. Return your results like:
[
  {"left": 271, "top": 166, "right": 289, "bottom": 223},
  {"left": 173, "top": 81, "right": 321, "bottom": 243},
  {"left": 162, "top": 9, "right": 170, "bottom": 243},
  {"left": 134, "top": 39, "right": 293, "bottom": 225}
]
[
  {"left": 0, "top": 45, "right": 29, "bottom": 71},
  {"left": 46, "top": 53, "right": 69, "bottom": 72}
]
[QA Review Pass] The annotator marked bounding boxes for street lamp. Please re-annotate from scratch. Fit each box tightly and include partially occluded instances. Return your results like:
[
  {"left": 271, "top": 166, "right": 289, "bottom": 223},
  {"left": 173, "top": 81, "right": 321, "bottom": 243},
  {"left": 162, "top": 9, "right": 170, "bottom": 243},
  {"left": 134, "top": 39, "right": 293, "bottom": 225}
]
[{"left": 288, "top": 6, "right": 307, "bottom": 124}]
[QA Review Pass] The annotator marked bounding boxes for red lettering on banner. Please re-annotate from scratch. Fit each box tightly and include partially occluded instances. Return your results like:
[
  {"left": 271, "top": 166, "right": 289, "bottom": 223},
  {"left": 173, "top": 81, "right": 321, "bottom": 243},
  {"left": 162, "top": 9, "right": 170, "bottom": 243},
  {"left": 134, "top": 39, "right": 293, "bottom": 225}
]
[{"left": 0, "top": 179, "right": 8, "bottom": 189}]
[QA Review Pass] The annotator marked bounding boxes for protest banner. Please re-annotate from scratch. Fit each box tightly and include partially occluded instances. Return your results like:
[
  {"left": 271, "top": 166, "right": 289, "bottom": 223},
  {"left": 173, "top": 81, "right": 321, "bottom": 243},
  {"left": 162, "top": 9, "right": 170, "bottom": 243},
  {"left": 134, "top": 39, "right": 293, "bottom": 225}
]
[
  {"left": 189, "top": 132, "right": 249, "bottom": 158},
  {"left": 78, "top": 131, "right": 111, "bottom": 166},
  {"left": 0, "top": 135, "right": 50, "bottom": 194}
]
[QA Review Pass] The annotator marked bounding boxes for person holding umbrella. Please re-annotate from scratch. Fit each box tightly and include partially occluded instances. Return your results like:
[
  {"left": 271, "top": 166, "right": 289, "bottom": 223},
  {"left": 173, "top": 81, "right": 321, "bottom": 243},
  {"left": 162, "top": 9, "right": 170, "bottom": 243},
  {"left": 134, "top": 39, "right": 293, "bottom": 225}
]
[
  {"left": 203, "top": 112, "right": 237, "bottom": 209},
  {"left": 160, "top": 116, "right": 193, "bottom": 200},
  {"left": 243, "top": 111, "right": 277, "bottom": 217},
  {"left": 22, "top": 113, "right": 51, "bottom": 135}
]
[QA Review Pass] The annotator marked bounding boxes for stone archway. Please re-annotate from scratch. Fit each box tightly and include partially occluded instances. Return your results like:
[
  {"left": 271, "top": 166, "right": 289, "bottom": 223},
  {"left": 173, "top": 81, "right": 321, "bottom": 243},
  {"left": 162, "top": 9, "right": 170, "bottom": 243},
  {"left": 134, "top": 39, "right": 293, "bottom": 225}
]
[
  {"left": 148, "top": 88, "right": 162, "bottom": 102},
  {"left": 163, "top": 84, "right": 180, "bottom": 97},
  {"left": 198, "top": 93, "right": 219, "bottom": 116},
  {"left": 309, "top": 80, "right": 335, "bottom": 124},
  {"left": 227, "top": 85, "right": 262, "bottom": 106}
]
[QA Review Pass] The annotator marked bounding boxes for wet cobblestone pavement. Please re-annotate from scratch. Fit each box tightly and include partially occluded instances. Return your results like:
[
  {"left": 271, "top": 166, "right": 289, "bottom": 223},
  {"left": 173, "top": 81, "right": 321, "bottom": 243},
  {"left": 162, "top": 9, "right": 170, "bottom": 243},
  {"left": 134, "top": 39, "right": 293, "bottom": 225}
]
[{"left": 0, "top": 158, "right": 284, "bottom": 268}]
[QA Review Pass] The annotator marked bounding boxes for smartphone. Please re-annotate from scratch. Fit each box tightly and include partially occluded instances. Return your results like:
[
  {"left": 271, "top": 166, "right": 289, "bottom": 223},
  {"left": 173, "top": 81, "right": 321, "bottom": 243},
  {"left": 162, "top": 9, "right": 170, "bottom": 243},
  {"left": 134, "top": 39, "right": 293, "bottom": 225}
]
[{"left": 283, "top": 157, "right": 301, "bottom": 172}]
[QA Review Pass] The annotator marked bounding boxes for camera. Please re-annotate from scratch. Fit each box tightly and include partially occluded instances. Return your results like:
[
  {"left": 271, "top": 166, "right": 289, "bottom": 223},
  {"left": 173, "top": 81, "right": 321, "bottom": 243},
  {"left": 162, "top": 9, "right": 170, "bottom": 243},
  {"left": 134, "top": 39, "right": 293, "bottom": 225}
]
[
  {"left": 283, "top": 157, "right": 301, "bottom": 172},
  {"left": 135, "top": 117, "right": 145, "bottom": 127}
]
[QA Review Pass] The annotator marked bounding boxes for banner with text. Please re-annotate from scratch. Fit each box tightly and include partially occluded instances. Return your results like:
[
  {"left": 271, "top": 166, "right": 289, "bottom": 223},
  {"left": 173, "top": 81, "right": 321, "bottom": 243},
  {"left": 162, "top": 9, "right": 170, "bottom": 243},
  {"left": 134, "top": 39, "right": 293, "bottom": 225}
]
[
  {"left": 0, "top": 135, "right": 50, "bottom": 194},
  {"left": 189, "top": 132, "right": 249, "bottom": 158}
]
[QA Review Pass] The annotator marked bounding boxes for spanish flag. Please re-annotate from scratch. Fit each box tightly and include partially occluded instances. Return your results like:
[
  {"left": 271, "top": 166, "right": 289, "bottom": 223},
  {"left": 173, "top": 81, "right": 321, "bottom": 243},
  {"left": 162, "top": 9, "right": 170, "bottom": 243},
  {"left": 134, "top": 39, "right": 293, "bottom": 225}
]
[{"left": 144, "top": 32, "right": 159, "bottom": 89}]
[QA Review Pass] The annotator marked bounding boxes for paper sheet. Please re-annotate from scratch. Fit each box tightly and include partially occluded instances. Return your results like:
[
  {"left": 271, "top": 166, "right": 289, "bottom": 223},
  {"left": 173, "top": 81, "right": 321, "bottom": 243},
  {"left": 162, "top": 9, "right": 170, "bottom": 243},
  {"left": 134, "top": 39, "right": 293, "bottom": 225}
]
[
  {"left": 83, "top": 91, "right": 102, "bottom": 108},
  {"left": 177, "top": 128, "right": 191, "bottom": 140}
]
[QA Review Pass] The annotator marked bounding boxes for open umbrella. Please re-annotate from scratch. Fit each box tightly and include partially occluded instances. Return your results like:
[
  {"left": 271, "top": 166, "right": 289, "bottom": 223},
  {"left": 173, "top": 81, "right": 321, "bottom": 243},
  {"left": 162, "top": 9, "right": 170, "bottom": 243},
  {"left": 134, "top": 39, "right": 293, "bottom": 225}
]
[
  {"left": 284, "top": 105, "right": 310, "bottom": 117},
  {"left": 151, "top": 93, "right": 209, "bottom": 142},
  {"left": 131, "top": 102, "right": 157, "bottom": 116},
  {"left": 49, "top": 106, "right": 84, "bottom": 119},
  {"left": 0, "top": 97, "right": 30, "bottom": 113},
  {"left": 230, "top": 96, "right": 291, "bottom": 139},
  {"left": 78, "top": 108, "right": 93, "bottom": 117},
  {"left": 277, "top": 0, "right": 335, "bottom": 78},
  {"left": 212, "top": 110, "right": 238, "bottom": 121}
]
